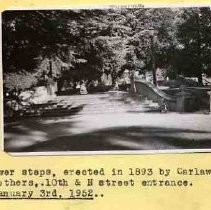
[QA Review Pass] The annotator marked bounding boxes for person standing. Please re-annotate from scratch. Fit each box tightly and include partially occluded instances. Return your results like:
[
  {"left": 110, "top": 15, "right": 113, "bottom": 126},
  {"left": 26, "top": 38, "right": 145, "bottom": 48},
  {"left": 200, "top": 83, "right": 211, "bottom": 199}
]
[{"left": 80, "top": 81, "right": 88, "bottom": 95}]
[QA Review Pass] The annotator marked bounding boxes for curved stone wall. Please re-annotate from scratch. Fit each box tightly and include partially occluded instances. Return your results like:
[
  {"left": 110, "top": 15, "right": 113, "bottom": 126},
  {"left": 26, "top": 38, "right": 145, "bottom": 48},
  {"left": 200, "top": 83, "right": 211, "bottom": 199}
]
[{"left": 133, "top": 79, "right": 176, "bottom": 111}]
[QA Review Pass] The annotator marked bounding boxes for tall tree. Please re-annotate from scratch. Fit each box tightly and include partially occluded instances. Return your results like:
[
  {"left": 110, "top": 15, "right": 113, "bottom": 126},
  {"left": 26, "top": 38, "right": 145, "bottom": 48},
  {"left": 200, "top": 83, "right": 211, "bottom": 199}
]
[{"left": 176, "top": 7, "right": 211, "bottom": 85}]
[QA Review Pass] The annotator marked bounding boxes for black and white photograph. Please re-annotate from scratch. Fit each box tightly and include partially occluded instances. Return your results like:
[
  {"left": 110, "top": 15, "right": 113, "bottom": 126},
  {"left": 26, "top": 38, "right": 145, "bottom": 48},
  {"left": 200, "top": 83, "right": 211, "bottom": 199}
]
[{"left": 2, "top": 6, "right": 211, "bottom": 153}]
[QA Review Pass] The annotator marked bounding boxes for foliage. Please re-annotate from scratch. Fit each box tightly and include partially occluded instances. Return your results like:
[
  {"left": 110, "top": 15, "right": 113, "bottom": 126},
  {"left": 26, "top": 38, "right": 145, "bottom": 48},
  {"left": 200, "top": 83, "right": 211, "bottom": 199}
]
[
  {"left": 2, "top": 7, "right": 211, "bottom": 89},
  {"left": 176, "top": 7, "right": 211, "bottom": 84},
  {"left": 4, "top": 71, "right": 38, "bottom": 91}
]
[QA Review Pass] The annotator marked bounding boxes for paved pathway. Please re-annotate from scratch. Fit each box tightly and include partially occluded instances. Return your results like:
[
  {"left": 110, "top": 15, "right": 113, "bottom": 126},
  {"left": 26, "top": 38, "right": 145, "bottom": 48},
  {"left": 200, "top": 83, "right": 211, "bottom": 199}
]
[{"left": 4, "top": 91, "right": 211, "bottom": 153}]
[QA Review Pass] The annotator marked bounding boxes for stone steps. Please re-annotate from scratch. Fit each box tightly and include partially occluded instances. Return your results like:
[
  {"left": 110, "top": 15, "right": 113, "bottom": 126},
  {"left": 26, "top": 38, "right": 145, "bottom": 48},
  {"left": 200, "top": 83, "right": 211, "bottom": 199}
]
[{"left": 56, "top": 91, "right": 160, "bottom": 115}]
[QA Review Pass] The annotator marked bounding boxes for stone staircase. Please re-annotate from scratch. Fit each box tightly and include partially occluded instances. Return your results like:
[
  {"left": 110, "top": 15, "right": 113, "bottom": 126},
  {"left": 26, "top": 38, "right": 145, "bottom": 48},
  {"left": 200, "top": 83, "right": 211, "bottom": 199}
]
[
  {"left": 134, "top": 78, "right": 176, "bottom": 111},
  {"left": 57, "top": 91, "right": 160, "bottom": 115}
]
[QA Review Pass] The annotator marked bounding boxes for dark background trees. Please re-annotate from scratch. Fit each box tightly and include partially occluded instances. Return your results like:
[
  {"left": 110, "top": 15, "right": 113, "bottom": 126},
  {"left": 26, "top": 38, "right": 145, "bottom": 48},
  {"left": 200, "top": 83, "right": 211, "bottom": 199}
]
[
  {"left": 176, "top": 7, "right": 211, "bottom": 85},
  {"left": 2, "top": 7, "right": 211, "bottom": 91}
]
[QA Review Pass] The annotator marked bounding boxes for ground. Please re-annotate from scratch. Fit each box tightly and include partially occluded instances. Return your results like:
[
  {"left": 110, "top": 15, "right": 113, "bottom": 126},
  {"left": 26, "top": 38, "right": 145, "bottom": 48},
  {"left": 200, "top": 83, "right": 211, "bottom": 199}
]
[{"left": 4, "top": 91, "right": 211, "bottom": 153}]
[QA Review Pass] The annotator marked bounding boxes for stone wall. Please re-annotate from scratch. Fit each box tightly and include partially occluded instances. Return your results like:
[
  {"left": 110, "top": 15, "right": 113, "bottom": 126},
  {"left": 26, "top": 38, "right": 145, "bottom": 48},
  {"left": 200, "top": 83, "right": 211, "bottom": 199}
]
[
  {"left": 133, "top": 79, "right": 211, "bottom": 112},
  {"left": 133, "top": 79, "right": 176, "bottom": 111}
]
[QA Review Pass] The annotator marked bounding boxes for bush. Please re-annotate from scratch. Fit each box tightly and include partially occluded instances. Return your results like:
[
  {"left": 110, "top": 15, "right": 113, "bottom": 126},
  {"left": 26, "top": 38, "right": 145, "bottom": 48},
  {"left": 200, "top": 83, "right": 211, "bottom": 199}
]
[{"left": 4, "top": 71, "right": 38, "bottom": 91}]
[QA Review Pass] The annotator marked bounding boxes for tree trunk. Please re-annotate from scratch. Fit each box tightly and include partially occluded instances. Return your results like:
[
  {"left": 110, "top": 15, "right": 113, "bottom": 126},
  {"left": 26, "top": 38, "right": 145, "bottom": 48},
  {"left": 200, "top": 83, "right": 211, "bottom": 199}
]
[
  {"left": 151, "top": 37, "right": 157, "bottom": 86},
  {"left": 196, "top": 13, "right": 203, "bottom": 87},
  {"left": 198, "top": 71, "right": 203, "bottom": 86}
]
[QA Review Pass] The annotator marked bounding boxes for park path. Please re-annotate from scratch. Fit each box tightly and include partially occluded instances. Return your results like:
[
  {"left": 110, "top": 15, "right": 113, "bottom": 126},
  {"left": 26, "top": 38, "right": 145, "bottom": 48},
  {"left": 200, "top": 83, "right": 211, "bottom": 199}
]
[
  {"left": 4, "top": 91, "right": 211, "bottom": 153},
  {"left": 58, "top": 91, "right": 153, "bottom": 114}
]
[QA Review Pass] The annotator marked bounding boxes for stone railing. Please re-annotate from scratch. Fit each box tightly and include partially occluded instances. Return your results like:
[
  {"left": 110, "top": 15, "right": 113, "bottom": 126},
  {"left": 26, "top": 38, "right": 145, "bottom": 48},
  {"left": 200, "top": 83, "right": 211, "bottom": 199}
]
[
  {"left": 133, "top": 78, "right": 176, "bottom": 111},
  {"left": 133, "top": 78, "right": 211, "bottom": 112}
]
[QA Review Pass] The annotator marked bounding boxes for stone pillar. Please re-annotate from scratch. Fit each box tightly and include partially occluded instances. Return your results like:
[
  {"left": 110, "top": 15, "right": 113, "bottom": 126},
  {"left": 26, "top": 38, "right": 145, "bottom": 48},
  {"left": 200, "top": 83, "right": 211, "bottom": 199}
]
[
  {"left": 176, "top": 86, "right": 191, "bottom": 113},
  {"left": 208, "top": 91, "right": 211, "bottom": 113},
  {"left": 130, "top": 70, "right": 136, "bottom": 94}
]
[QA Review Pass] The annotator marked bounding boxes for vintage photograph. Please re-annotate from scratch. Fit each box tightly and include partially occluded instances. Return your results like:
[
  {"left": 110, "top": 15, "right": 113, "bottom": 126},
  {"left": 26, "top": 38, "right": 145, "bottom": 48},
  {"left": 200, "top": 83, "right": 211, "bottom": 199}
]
[{"left": 2, "top": 7, "right": 211, "bottom": 153}]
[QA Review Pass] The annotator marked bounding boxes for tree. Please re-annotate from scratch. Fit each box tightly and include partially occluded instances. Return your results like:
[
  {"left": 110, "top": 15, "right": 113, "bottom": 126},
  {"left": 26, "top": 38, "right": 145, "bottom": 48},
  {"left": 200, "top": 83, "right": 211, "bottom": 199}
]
[
  {"left": 2, "top": 10, "right": 85, "bottom": 89},
  {"left": 5, "top": 7, "right": 206, "bottom": 90},
  {"left": 176, "top": 7, "right": 211, "bottom": 85}
]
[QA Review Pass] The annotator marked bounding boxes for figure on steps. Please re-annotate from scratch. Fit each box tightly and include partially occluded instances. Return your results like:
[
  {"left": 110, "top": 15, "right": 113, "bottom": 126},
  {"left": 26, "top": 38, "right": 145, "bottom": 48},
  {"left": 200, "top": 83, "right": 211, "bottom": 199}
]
[{"left": 80, "top": 81, "right": 88, "bottom": 95}]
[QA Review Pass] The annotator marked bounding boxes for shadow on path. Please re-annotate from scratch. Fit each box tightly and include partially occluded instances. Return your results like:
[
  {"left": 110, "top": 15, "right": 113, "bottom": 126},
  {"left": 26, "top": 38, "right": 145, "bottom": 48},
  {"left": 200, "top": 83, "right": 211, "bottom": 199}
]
[
  {"left": 4, "top": 116, "right": 79, "bottom": 152},
  {"left": 6, "top": 126, "right": 211, "bottom": 152}
]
